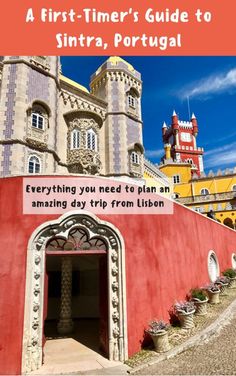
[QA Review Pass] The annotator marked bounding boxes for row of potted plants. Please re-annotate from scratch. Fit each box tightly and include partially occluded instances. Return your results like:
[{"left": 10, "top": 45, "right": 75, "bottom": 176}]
[{"left": 146, "top": 268, "right": 236, "bottom": 353}]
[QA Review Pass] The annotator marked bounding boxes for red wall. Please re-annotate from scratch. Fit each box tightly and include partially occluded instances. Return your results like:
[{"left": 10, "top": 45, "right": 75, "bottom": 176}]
[{"left": 0, "top": 176, "right": 236, "bottom": 374}]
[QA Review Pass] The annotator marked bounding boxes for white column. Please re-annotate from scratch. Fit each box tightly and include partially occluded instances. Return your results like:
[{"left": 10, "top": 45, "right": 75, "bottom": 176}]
[{"left": 57, "top": 257, "right": 74, "bottom": 334}]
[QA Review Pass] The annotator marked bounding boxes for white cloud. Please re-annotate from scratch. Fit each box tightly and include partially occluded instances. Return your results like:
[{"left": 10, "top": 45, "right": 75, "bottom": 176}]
[
  {"left": 180, "top": 68, "right": 236, "bottom": 99},
  {"left": 145, "top": 149, "right": 163, "bottom": 158},
  {"left": 204, "top": 142, "right": 236, "bottom": 168}
]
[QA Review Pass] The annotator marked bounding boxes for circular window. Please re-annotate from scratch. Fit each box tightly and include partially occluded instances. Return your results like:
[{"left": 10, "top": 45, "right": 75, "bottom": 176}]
[
  {"left": 208, "top": 251, "right": 220, "bottom": 282},
  {"left": 232, "top": 253, "right": 236, "bottom": 269}
]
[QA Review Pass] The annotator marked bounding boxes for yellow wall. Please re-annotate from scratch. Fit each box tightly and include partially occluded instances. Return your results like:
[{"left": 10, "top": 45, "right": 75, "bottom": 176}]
[
  {"left": 176, "top": 176, "right": 236, "bottom": 198},
  {"left": 143, "top": 171, "right": 173, "bottom": 197},
  {"left": 159, "top": 164, "right": 192, "bottom": 185}
]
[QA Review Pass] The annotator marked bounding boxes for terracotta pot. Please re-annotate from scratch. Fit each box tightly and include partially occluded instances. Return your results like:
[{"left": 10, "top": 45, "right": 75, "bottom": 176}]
[
  {"left": 207, "top": 290, "right": 220, "bottom": 304},
  {"left": 177, "top": 310, "right": 195, "bottom": 329},
  {"left": 150, "top": 331, "right": 171, "bottom": 353},
  {"left": 192, "top": 298, "right": 208, "bottom": 316}
]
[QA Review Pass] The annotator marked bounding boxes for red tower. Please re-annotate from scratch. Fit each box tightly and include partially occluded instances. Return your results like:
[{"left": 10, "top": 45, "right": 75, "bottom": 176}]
[{"left": 162, "top": 111, "right": 204, "bottom": 176}]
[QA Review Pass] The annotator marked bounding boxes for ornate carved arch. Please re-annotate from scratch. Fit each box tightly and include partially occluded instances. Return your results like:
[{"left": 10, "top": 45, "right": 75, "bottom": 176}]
[{"left": 21, "top": 211, "right": 127, "bottom": 373}]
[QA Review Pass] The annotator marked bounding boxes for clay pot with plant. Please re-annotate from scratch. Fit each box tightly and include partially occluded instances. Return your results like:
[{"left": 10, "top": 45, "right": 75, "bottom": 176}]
[
  {"left": 190, "top": 288, "right": 208, "bottom": 316},
  {"left": 173, "top": 301, "right": 195, "bottom": 329},
  {"left": 146, "top": 320, "right": 171, "bottom": 353},
  {"left": 215, "top": 276, "right": 229, "bottom": 296},
  {"left": 205, "top": 283, "right": 221, "bottom": 304},
  {"left": 222, "top": 268, "right": 236, "bottom": 289}
]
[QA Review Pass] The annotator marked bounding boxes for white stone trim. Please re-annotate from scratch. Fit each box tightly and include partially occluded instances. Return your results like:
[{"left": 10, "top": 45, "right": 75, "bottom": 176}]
[
  {"left": 21, "top": 210, "right": 128, "bottom": 373},
  {"left": 207, "top": 250, "right": 220, "bottom": 282},
  {"left": 232, "top": 253, "right": 236, "bottom": 269}
]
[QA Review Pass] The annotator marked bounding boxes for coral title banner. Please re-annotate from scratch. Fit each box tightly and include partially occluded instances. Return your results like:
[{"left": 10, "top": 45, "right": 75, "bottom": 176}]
[{"left": 0, "top": 0, "right": 235, "bottom": 55}]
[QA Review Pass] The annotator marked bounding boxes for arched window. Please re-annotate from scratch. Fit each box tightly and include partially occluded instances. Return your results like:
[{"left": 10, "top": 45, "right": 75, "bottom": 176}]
[
  {"left": 131, "top": 151, "right": 140, "bottom": 165},
  {"left": 71, "top": 129, "right": 80, "bottom": 149},
  {"left": 201, "top": 188, "right": 210, "bottom": 195},
  {"left": 28, "top": 155, "right": 41, "bottom": 174},
  {"left": 232, "top": 185, "right": 236, "bottom": 192},
  {"left": 208, "top": 251, "right": 220, "bottom": 282},
  {"left": 86, "top": 129, "right": 97, "bottom": 151},
  {"left": 30, "top": 102, "right": 49, "bottom": 131},
  {"left": 127, "top": 87, "right": 139, "bottom": 111},
  {"left": 128, "top": 94, "right": 136, "bottom": 108}
]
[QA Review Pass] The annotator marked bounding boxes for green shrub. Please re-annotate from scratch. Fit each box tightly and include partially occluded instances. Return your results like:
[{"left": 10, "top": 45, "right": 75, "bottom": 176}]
[
  {"left": 191, "top": 288, "right": 208, "bottom": 301},
  {"left": 223, "top": 268, "right": 236, "bottom": 279}
]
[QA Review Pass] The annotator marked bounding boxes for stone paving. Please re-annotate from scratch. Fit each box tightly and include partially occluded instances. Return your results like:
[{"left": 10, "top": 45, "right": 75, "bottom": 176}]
[{"left": 136, "top": 308, "right": 236, "bottom": 375}]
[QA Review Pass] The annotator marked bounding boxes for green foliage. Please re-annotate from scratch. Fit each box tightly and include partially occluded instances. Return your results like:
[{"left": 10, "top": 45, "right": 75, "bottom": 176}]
[
  {"left": 223, "top": 268, "right": 236, "bottom": 279},
  {"left": 191, "top": 288, "right": 208, "bottom": 301}
]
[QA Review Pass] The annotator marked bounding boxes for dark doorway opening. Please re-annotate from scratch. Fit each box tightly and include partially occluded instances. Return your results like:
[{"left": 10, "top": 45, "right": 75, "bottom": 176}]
[{"left": 44, "top": 254, "right": 108, "bottom": 355}]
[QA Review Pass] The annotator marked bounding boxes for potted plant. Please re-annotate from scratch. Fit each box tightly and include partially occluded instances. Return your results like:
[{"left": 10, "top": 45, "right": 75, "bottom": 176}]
[
  {"left": 190, "top": 288, "right": 208, "bottom": 316},
  {"left": 146, "top": 320, "right": 171, "bottom": 353},
  {"left": 222, "top": 268, "right": 236, "bottom": 288},
  {"left": 205, "top": 283, "right": 221, "bottom": 304},
  {"left": 215, "top": 276, "right": 229, "bottom": 295},
  {"left": 174, "top": 301, "right": 195, "bottom": 329}
]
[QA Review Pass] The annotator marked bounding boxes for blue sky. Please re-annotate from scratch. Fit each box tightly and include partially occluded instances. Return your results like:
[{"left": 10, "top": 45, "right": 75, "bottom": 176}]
[{"left": 61, "top": 56, "right": 236, "bottom": 173}]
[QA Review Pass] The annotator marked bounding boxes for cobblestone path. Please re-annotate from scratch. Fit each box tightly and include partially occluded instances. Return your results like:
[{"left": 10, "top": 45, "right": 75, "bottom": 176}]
[{"left": 137, "top": 311, "right": 236, "bottom": 375}]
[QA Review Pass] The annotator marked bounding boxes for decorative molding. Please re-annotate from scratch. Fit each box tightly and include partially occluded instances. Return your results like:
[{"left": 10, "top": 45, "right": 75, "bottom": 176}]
[
  {"left": 21, "top": 211, "right": 128, "bottom": 373},
  {"left": 29, "top": 57, "right": 50, "bottom": 72},
  {"left": 60, "top": 90, "right": 106, "bottom": 121},
  {"left": 91, "top": 70, "right": 142, "bottom": 96}
]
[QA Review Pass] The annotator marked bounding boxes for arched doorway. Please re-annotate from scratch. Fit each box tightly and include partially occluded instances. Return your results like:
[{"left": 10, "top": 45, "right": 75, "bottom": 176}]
[{"left": 21, "top": 211, "right": 127, "bottom": 373}]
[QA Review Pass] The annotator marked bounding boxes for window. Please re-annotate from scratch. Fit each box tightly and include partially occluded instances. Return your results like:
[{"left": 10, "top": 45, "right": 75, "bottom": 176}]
[
  {"left": 173, "top": 175, "right": 180, "bottom": 184},
  {"left": 208, "top": 251, "right": 219, "bottom": 282},
  {"left": 31, "top": 113, "right": 44, "bottom": 130},
  {"left": 71, "top": 129, "right": 80, "bottom": 149},
  {"left": 195, "top": 207, "right": 202, "bottom": 213},
  {"left": 232, "top": 185, "right": 236, "bottom": 192},
  {"left": 131, "top": 151, "right": 140, "bottom": 165},
  {"left": 181, "top": 132, "right": 191, "bottom": 142},
  {"left": 186, "top": 158, "right": 193, "bottom": 165},
  {"left": 86, "top": 129, "right": 97, "bottom": 151},
  {"left": 172, "top": 193, "right": 180, "bottom": 199},
  {"left": 28, "top": 156, "right": 41, "bottom": 174},
  {"left": 201, "top": 188, "right": 210, "bottom": 195},
  {"left": 128, "top": 94, "right": 136, "bottom": 108}
]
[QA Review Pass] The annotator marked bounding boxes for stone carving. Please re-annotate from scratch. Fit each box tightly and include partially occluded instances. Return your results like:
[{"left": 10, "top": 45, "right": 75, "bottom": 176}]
[
  {"left": 25, "top": 138, "right": 47, "bottom": 150},
  {"left": 22, "top": 213, "right": 127, "bottom": 374},
  {"left": 34, "top": 272, "right": 40, "bottom": 280},
  {"left": 33, "top": 303, "right": 39, "bottom": 312},
  {"left": 112, "top": 312, "right": 119, "bottom": 322},
  {"left": 112, "top": 296, "right": 119, "bottom": 307},
  {"left": 112, "top": 266, "right": 118, "bottom": 276},
  {"left": 111, "top": 251, "right": 118, "bottom": 262},
  {"left": 64, "top": 219, "right": 76, "bottom": 229},
  {"left": 67, "top": 149, "right": 101, "bottom": 175},
  {"left": 33, "top": 284, "right": 40, "bottom": 296},
  {"left": 60, "top": 91, "right": 106, "bottom": 121},
  {"left": 112, "top": 282, "right": 119, "bottom": 292},
  {"left": 30, "top": 56, "right": 50, "bottom": 71},
  {"left": 113, "top": 327, "right": 120, "bottom": 337},
  {"left": 34, "top": 256, "right": 41, "bottom": 265},
  {"left": 109, "top": 236, "right": 117, "bottom": 247}
]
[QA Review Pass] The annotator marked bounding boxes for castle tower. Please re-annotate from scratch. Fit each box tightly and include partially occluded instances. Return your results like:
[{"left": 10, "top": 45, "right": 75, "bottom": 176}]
[
  {"left": 162, "top": 111, "right": 204, "bottom": 176},
  {"left": 90, "top": 57, "right": 144, "bottom": 178},
  {"left": 0, "top": 56, "right": 60, "bottom": 176}
]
